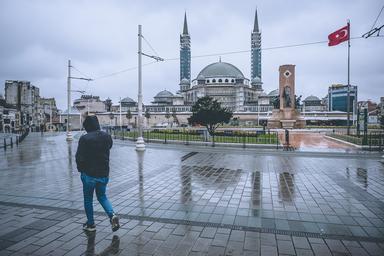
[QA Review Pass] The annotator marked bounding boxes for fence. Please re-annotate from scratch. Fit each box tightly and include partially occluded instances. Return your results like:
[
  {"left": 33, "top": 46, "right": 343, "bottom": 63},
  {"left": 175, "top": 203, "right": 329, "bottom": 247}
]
[
  {"left": 328, "top": 129, "right": 384, "bottom": 151},
  {"left": 111, "top": 129, "right": 280, "bottom": 149}
]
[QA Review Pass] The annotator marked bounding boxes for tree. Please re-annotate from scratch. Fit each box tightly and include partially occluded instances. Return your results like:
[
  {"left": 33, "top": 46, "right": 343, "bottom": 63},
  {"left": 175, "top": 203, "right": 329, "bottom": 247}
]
[
  {"left": 188, "top": 96, "right": 233, "bottom": 135},
  {"left": 144, "top": 108, "right": 151, "bottom": 127},
  {"left": 126, "top": 110, "right": 132, "bottom": 127},
  {"left": 165, "top": 109, "right": 171, "bottom": 127}
]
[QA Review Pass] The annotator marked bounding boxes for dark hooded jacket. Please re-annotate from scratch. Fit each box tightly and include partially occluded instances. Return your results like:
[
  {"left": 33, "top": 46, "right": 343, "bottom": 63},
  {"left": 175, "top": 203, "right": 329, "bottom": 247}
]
[{"left": 76, "top": 116, "right": 113, "bottom": 177}]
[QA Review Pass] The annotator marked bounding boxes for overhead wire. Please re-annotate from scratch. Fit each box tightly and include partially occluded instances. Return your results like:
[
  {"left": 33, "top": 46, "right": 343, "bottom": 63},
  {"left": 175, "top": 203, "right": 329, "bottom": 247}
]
[
  {"left": 88, "top": 35, "right": 372, "bottom": 80},
  {"left": 370, "top": 5, "right": 384, "bottom": 30},
  {"left": 142, "top": 35, "right": 161, "bottom": 57}
]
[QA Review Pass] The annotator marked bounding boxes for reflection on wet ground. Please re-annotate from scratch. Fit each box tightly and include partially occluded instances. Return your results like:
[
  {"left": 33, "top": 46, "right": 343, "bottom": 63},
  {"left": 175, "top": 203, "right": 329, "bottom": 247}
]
[
  {"left": 0, "top": 132, "right": 383, "bottom": 254},
  {"left": 278, "top": 131, "right": 358, "bottom": 152}
]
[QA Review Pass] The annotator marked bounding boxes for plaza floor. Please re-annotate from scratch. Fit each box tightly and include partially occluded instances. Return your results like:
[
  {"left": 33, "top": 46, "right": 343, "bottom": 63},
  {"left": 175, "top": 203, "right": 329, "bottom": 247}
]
[{"left": 0, "top": 132, "right": 383, "bottom": 255}]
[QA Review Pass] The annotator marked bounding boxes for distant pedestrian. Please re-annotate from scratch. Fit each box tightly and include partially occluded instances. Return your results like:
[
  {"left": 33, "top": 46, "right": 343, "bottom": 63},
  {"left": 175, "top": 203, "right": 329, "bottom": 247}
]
[{"left": 76, "top": 116, "right": 120, "bottom": 232}]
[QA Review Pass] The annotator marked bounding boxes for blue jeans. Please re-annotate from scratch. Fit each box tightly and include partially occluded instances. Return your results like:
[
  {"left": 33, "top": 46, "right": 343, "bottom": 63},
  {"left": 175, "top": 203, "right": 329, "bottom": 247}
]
[{"left": 81, "top": 172, "right": 114, "bottom": 225}]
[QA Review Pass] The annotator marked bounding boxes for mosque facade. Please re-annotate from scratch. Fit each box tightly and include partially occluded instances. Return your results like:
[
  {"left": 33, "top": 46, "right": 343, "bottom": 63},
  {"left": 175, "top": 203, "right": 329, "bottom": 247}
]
[{"left": 175, "top": 9, "right": 265, "bottom": 112}]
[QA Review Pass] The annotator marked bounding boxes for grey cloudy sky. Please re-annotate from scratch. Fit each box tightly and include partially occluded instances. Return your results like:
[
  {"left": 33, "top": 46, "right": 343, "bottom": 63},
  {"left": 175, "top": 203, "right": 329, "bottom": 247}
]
[{"left": 0, "top": 0, "right": 383, "bottom": 110}]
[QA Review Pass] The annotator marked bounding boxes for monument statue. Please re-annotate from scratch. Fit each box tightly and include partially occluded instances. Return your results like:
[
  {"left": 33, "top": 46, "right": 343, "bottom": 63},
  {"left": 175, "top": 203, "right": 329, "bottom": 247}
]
[
  {"left": 267, "top": 64, "right": 305, "bottom": 129},
  {"left": 283, "top": 86, "right": 291, "bottom": 108}
]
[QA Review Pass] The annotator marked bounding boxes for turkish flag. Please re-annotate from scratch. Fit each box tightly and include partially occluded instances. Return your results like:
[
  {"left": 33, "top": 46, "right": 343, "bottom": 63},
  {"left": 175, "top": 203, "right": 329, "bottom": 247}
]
[{"left": 328, "top": 24, "right": 349, "bottom": 46}]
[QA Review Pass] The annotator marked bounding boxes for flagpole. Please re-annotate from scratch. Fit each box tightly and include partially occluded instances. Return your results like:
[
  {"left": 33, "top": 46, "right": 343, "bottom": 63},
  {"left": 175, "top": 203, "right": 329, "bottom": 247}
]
[{"left": 347, "top": 20, "right": 351, "bottom": 135}]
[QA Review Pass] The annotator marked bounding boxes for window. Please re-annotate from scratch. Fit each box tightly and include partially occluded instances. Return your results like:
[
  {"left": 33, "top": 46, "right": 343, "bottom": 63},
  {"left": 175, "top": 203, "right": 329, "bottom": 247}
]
[
  {"left": 212, "top": 79, "right": 216, "bottom": 83},
  {"left": 218, "top": 79, "right": 222, "bottom": 83},
  {"left": 231, "top": 79, "right": 235, "bottom": 83},
  {"left": 206, "top": 80, "right": 210, "bottom": 83},
  {"left": 225, "top": 79, "right": 228, "bottom": 83}
]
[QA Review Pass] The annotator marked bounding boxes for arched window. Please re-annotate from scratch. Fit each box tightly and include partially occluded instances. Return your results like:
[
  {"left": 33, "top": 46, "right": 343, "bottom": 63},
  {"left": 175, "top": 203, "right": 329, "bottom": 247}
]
[
  {"left": 225, "top": 79, "right": 229, "bottom": 83},
  {"left": 218, "top": 79, "right": 222, "bottom": 83},
  {"left": 206, "top": 80, "right": 210, "bottom": 83},
  {"left": 231, "top": 79, "right": 235, "bottom": 83},
  {"left": 212, "top": 79, "right": 216, "bottom": 83}
]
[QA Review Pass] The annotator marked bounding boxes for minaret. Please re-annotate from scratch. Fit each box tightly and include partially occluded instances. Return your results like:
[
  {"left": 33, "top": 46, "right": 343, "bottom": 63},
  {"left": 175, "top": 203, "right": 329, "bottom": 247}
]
[
  {"left": 180, "top": 12, "right": 191, "bottom": 92},
  {"left": 251, "top": 8, "right": 262, "bottom": 90}
]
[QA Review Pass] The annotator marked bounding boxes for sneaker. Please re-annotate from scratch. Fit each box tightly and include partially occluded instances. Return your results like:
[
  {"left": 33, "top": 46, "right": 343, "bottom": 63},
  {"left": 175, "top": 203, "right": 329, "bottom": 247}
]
[
  {"left": 83, "top": 222, "right": 96, "bottom": 232},
  {"left": 110, "top": 214, "right": 120, "bottom": 232}
]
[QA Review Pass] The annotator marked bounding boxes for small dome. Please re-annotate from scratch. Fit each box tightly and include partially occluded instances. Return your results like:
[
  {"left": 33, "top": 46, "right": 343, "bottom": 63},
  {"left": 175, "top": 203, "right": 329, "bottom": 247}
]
[
  {"left": 251, "top": 76, "right": 261, "bottom": 85},
  {"left": 121, "top": 97, "right": 136, "bottom": 103},
  {"left": 197, "top": 62, "right": 244, "bottom": 79},
  {"left": 268, "top": 89, "right": 279, "bottom": 97},
  {"left": 304, "top": 95, "right": 320, "bottom": 101},
  {"left": 180, "top": 78, "right": 190, "bottom": 85},
  {"left": 155, "top": 90, "right": 174, "bottom": 98}
]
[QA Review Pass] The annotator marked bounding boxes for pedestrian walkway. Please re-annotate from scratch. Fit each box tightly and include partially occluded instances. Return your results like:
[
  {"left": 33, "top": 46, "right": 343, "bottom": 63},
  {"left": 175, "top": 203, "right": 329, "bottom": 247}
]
[
  {"left": 278, "top": 131, "right": 357, "bottom": 152},
  {"left": 0, "top": 132, "right": 383, "bottom": 255}
]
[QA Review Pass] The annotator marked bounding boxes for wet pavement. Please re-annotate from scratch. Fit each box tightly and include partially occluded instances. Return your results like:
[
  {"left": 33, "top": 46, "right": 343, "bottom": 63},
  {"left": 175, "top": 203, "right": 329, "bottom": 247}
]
[
  {"left": 0, "top": 132, "right": 383, "bottom": 255},
  {"left": 278, "top": 131, "right": 357, "bottom": 152}
]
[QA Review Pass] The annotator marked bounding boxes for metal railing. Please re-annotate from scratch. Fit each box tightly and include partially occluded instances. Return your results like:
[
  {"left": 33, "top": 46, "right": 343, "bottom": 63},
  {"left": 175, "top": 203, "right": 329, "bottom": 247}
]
[
  {"left": 111, "top": 128, "right": 280, "bottom": 149},
  {"left": 328, "top": 129, "right": 384, "bottom": 151}
]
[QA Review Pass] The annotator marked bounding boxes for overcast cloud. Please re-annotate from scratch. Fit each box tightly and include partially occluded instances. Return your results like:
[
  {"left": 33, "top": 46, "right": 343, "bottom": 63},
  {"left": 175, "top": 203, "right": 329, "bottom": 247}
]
[{"left": 0, "top": 0, "right": 383, "bottom": 110}]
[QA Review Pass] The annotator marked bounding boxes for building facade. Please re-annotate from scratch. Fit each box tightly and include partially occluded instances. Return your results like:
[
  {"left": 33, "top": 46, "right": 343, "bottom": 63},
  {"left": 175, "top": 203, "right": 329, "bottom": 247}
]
[
  {"left": 4, "top": 80, "right": 41, "bottom": 129},
  {"left": 328, "top": 84, "right": 357, "bottom": 112},
  {"left": 73, "top": 95, "right": 107, "bottom": 114}
]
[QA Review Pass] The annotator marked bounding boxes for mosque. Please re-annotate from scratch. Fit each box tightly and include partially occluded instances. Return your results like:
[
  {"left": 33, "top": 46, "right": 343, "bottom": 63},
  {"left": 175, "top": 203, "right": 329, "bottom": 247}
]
[{"left": 146, "top": 9, "right": 275, "bottom": 117}]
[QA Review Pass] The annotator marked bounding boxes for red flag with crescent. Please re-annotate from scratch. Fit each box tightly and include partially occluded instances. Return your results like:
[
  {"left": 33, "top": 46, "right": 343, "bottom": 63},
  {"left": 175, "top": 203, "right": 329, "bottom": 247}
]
[{"left": 328, "top": 24, "right": 349, "bottom": 46}]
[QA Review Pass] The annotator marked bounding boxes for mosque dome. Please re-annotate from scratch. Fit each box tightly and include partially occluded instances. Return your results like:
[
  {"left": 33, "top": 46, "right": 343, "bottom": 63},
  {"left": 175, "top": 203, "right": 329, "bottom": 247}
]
[
  {"left": 155, "top": 90, "right": 174, "bottom": 98},
  {"left": 268, "top": 89, "right": 279, "bottom": 97},
  {"left": 197, "top": 62, "right": 245, "bottom": 79},
  {"left": 304, "top": 95, "right": 320, "bottom": 101},
  {"left": 121, "top": 97, "right": 136, "bottom": 104}
]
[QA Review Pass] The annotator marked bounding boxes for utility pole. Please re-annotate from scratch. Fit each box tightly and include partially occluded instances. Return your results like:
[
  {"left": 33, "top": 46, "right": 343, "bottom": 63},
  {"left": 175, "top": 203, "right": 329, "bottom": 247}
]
[
  {"left": 136, "top": 25, "right": 145, "bottom": 151},
  {"left": 135, "top": 25, "right": 164, "bottom": 151},
  {"left": 119, "top": 97, "right": 122, "bottom": 132},
  {"left": 67, "top": 60, "right": 72, "bottom": 141},
  {"left": 66, "top": 59, "right": 92, "bottom": 141}
]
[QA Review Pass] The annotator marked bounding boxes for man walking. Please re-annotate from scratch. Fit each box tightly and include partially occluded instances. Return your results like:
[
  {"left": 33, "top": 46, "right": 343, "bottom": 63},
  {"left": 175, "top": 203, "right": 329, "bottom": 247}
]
[{"left": 76, "top": 115, "right": 120, "bottom": 232}]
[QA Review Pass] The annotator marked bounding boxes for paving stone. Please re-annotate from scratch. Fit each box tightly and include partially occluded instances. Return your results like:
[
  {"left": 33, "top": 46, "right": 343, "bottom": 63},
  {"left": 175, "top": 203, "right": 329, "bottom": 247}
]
[
  {"left": 1, "top": 133, "right": 384, "bottom": 256},
  {"left": 277, "top": 240, "right": 295, "bottom": 255},
  {"left": 260, "top": 245, "right": 278, "bottom": 256}
]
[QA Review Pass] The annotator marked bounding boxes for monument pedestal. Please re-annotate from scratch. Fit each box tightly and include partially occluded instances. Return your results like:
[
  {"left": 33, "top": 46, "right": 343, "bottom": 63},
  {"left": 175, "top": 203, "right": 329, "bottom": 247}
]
[{"left": 267, "top": 109, "right": 306, "bottom": 129}]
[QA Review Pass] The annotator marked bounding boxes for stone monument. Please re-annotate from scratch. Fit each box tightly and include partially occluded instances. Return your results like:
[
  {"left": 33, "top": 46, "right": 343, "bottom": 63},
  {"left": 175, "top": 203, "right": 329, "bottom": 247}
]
[{"left": 267, "top": 64, "right": 305, "bottom": 129}]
